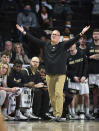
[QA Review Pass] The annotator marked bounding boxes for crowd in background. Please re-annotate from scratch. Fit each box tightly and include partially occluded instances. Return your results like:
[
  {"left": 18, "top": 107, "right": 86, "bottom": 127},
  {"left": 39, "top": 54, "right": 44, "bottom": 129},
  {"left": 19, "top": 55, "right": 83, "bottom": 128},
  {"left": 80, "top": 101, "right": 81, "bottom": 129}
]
[{"left": 0, "top": 0, "right": 98, "bottom": 57}]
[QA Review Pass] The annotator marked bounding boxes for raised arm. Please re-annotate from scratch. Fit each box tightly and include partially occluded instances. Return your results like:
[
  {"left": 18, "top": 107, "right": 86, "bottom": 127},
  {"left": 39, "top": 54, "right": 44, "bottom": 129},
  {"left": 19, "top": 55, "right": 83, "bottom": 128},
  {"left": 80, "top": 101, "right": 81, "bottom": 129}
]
[
  {"left": 16, "top": 24, "right": 46, "bottom": 47},
  {"left": 16, "top": 24, "right": 25, "bottom": 34},
  {"left": 63, "top": 26, "right": 90, "bottom": 49}
]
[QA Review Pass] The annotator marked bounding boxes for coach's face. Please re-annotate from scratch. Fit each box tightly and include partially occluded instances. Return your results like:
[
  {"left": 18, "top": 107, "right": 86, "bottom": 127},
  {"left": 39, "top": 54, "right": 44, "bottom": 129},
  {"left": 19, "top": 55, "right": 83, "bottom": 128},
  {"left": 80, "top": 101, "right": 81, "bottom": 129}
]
[{"left": 51, "top": 30, "right": 60, "bottom": 45}]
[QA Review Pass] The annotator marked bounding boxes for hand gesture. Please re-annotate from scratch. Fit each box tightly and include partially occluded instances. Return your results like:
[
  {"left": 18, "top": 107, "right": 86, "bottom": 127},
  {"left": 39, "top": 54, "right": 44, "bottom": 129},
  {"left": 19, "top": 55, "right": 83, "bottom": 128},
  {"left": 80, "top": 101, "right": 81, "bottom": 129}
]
[
  {"left": 16, "top": 24, "right": 24, "bottom": 33},
  {"left": 73, "top": 76, "right": 80, "bottom": 82},
  {"left": 34, "top": 82, "right": 44, "bottom": 88},
  {"left": 90, "top": 54, "right": 99, "bottom": 60},
  {"left": 11, "top": 87, "right": 19, "bottom": 93},
  {"left": 81, "top": 25, "right": 90, "bottom": 35},
  {"left": 27, "top": 82, "right": 34, "bottom": 88},
  {"left": 80, "top": 76, "right": 86, "bottom": 83}
]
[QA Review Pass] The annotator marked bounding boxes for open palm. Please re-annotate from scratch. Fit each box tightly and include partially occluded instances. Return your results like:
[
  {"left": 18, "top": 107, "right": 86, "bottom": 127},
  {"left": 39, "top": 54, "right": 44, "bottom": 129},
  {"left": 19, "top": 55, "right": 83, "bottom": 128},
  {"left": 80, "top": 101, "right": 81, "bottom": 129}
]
[{"left": 16, "top": 24, "right": 24, "bottom": 33}]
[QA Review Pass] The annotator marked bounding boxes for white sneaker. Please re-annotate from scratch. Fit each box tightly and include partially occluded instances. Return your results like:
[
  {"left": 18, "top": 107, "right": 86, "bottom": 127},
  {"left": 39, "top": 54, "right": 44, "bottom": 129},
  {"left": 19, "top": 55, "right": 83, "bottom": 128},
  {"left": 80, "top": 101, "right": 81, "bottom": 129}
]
[
  {"left": 79, "top": 114, "right": 85, "bottom": 120},
  {"left": 15, "top": 111, "right": 28, "bottom": 120},
  {"left": 24, "top": 111, "right": 39, "bottom": 120},
  {"left": 71, "top": 114, "right": 78, "bottom": 120}
]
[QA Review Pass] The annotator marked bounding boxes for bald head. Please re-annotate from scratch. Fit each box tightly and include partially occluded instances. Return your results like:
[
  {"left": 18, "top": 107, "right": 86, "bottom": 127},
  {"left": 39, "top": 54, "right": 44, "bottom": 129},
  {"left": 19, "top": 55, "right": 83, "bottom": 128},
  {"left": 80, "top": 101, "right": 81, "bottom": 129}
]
[
  {"left": 5, "top": 41, "right": 12, "bottom": 51},
  {"left": 51, "top": 30, "right": 60, "bottom": 45},
  {"left": 30, "top": 57, "right": 40, "bottom": 69},
  {"left": 31, "top": 57, "right": 39, "bottom": 62}
]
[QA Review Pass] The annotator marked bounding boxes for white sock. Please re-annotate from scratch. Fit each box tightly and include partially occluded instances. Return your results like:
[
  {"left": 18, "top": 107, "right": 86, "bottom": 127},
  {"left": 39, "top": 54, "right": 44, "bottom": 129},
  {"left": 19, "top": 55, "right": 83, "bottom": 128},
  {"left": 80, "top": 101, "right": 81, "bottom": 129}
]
[
  {"left": 80, "top": 104, "right": 84, "bottom": 112},
  {"left": 29, "top": 108, "right": 32, "bottom": 114},
  {"left": 24, "top": 109, "right": 31, "bottom": 114},
  {"left": 16, "top": 109, "right": 20, "bottom": 116},
  {"left": 2, "top": 108, "right": 7, "bottom": 116},
  {"left": 71, "top": 108, "right": 75, "bottom": 115},
  {"left": 85, "top": 107, "right": 89, "bottom": 115}
]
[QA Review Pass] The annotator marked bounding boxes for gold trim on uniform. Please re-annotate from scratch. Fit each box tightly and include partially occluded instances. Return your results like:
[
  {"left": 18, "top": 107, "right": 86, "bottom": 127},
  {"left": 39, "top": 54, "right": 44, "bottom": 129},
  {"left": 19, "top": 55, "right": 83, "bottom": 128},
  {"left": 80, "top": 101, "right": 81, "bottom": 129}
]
[
  {"left": 90, "top": 49, "right": 99, "bottom": 53},
  {"left": 69, "top": 58, "right": 83, "bottom": 65},
  {"left": 14, "top": 78, "right": 21, "bottom": 83}
]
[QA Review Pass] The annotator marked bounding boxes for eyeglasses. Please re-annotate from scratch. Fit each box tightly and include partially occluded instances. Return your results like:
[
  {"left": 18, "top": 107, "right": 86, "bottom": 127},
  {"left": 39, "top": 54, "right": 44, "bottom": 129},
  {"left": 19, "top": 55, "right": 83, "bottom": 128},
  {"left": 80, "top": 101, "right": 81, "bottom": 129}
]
[
  {"left": 15, "top": 65, "right": 22, "bottom": 68},
  {"left": 51, "top": 34, "right": 60, "bottom": 36},
  {"left": 32, "top": 61, "right": 39, "bottom": 64}
]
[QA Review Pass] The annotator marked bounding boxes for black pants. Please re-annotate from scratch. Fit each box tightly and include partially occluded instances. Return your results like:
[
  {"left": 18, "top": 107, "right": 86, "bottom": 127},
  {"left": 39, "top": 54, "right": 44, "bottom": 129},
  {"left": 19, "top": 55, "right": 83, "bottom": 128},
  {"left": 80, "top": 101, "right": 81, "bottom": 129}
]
[{"left": 33, "top": 88, "right": 49, "bottom": 117}]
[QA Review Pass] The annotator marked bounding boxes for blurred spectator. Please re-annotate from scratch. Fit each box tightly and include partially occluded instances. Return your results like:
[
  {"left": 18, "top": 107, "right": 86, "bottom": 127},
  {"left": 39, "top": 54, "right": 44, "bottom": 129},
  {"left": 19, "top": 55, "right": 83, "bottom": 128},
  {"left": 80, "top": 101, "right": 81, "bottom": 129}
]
[
  {"left": 33, "top": 0, "right": 40, "bottom": 13},
  {"left": 65, "top": 20, "right": 72, "bottom": 29},
  {"left": 62, "top": 36, "right": 70, "bottom": 41},
  {"left": 63, "top": 27, "right": 74, "bottom": 40},
  {"left": 17, "top": 3, "right": 38, "bottom": 30},
  {"left": 13, "top": 43, "right": 30, "bottom": 64},
  {"left": 4, "top": 40, "right": 15, "bottom": 63},
  {"left": 41, "top": 0, "right": 53, "bottom": 10},
  {"left": 1, "top": 0, "right": 19, "bottom": 11},
  {"left": 63, "top": 20, "right": 74, "bottom": 39},
  {"left": 0, "top": 51, "right": 11, "bottom": 64},
  {"left": 92, "top": 0, "right": 99, "bottom": 15},
  {"left": 17, "top": 3, "right": 38, "bottom": 43},
  {"left": 52, "top": 0, "right": 73, "bottom": 28},
  {"left": 39, "top": 6, "right": 53, "bottom": 29}
]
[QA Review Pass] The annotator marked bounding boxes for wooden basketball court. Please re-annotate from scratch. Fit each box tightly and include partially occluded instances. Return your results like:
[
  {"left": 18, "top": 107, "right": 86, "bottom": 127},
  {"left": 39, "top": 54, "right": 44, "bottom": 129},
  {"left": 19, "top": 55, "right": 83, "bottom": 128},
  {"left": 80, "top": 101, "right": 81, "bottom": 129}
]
[{"left": 6, "top": 120, "right": 99, "bottom": 131}]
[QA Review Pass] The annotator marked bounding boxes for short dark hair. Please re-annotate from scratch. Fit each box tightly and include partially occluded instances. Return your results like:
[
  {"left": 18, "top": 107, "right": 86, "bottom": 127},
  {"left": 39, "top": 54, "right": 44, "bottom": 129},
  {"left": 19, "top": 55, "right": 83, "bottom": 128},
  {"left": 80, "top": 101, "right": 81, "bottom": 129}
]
[
  {"left": 38, "top": 64, "right": 45, "bottom": 70},
  {"left": 1, "top": 50, "right": 10, "bottom": 57},
  {"left": 93, "top": 29, "right": 99, "bottom": 33},
  {"left": 23, "top": 2, "right": 31, "bottom": 8},
  {"left": 80, "top": 34, "right": 87, "bottom": 39},
  {"left": 13, "top": 59, "right": 23, "bottom": 65}
]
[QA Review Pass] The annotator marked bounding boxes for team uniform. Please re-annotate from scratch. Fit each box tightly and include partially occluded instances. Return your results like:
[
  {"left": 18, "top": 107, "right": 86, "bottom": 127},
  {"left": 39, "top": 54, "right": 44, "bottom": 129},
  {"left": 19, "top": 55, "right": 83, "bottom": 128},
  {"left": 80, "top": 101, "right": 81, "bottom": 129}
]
[
  {"left": 23, "top": 66, "right": 49, "bottom": 118},
  {"left": 67, "top": 49, "right": 89, "bottom": 95},
  {"left": 87, "top": 42, "right": 99, "bottom": 118},
  {"left": 0, "top": 76, "right": 7, "bottom": 106},
  {"left": 7, "top": 68, "right": 30, "bottom": 120},
  {"left": 87, "top": 43, "right": 99, "bottom": 87}
]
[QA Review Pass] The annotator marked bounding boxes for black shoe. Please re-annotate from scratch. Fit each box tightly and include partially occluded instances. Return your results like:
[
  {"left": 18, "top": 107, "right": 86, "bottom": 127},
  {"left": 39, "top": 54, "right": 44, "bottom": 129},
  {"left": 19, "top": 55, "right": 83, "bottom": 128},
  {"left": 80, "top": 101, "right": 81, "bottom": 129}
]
[
  {"left": 41, "top": 114, "right": 54, "bottom": 120},
  {"left": 93, "top": 113, "right": 99, "bottom": 119},
  {"left": 85, "top": 114, "right": 95, "bottom": 120},
  {"left": 66, "top": 114, "right": 71, "bottom": 120}
]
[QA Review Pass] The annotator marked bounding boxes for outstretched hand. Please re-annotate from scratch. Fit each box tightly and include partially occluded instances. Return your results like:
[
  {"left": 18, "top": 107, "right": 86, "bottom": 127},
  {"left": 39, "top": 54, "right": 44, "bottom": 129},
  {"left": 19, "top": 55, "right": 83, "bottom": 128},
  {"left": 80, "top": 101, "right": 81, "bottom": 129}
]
[
  {"left": 16, "top": 24, "right": 24, "bottom": 33},
  {"left": 81, "top": 25, "right": 90, "bottom": 35}
]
